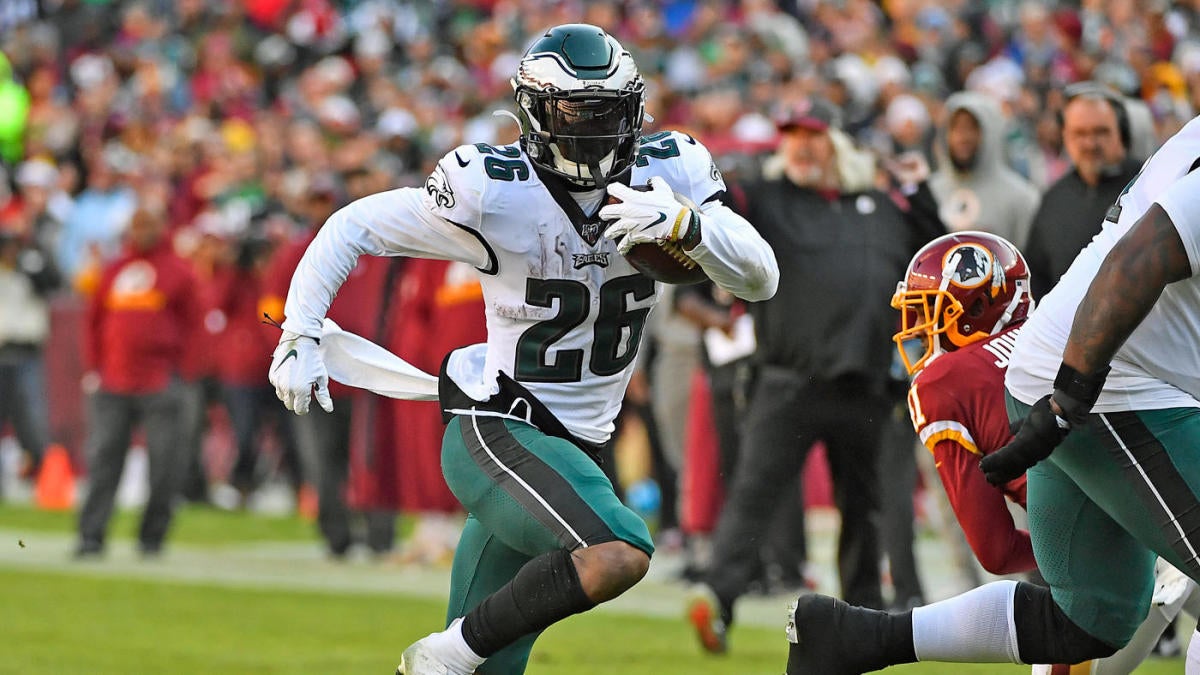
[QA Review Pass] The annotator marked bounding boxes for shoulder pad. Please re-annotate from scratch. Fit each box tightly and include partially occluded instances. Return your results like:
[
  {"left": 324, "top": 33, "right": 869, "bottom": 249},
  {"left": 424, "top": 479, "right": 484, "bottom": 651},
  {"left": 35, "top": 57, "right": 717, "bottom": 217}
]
[
  {"left": 910, "top": 356, "right": 982, "bottom": 454},
  {"left": 422, "top": 144, "right": 493, "bottom": 229},
  {"left": 632, "top": 130, "right": 726, "bottom": 206}
]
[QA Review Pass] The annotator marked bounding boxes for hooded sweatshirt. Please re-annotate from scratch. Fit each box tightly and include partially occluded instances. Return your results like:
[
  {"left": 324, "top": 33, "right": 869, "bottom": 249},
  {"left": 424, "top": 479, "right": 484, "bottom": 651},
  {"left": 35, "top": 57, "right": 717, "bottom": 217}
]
[{"left": 929, "top": 92, "right": 1040, "bottom": 247}]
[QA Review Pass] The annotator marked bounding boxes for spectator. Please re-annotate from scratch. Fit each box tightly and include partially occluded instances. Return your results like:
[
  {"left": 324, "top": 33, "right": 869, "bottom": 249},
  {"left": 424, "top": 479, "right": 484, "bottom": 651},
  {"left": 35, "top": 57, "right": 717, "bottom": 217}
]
[
  {"left": 0, "top": 184, "right": 60, "bottom": 487},
  {"left": 56, "top": 153, "right": 136, "bottom": 289},
  {"left": 262, "top": 182, "right": 396, "bottom": 558},
  {"left": 0, "top": 51, "right": 29, "bottom": 165},
  {"left": 1025, "top": 85, "right": 1142, "bottom": 299},
  {"left": 929, "top": 91, "right": 1040, "bottom": 247},
  {"left": 76, "top": 208, "right": 200, "bottom": 558},
  {"left": 173, "top": 212, "right": 227, "bottom": 505},
  {"left": 688, "top": 97, "right": 943, "bottom": 654},
  {"left": 643, "top": 284, "right": 701, "bottom": 543},
  {"left": 675, "top": 278, "right": 807, "bottom": 590},
  {"left": 214, "top": 218, "right": 300, "bottom": 507}
]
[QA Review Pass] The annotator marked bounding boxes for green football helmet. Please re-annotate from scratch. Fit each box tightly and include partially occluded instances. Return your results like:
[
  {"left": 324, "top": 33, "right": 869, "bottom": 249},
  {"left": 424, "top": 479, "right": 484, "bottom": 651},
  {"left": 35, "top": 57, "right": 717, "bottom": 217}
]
[{"left": 512, "top": 24, "right": 645, "bottom": 188}]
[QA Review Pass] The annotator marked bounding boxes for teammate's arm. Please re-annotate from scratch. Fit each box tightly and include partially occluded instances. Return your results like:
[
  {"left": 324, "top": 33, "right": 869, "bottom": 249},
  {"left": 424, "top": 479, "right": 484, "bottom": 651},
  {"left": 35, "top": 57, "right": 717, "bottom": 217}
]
[{"left": 1062, "top": 203, "right": 1190, "bottom": 376}]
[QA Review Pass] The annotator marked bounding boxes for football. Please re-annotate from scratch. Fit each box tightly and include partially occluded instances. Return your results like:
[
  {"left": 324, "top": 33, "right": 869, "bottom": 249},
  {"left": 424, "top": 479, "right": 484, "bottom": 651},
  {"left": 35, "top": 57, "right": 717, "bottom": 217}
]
[{"left": 606, "top": 186, "right": 708, "bottom": 285}]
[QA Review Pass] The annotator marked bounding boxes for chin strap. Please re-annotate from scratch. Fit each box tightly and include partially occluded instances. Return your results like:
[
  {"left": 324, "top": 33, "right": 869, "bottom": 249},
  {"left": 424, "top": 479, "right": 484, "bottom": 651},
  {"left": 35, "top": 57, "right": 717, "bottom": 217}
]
[{"left": 492, "top": 109, "right": 522, "bottom": 136}]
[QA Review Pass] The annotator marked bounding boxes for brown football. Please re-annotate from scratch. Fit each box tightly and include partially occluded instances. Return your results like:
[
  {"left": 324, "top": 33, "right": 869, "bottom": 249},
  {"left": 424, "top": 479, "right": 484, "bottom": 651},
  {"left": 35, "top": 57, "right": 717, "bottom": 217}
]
[{"left": 606, "top": 186, "right": 708, "bottom": 285}]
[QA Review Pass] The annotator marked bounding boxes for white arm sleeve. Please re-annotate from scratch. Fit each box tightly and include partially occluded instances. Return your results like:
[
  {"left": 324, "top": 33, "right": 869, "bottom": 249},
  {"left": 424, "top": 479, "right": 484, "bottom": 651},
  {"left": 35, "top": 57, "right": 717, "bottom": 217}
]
[
  {"left": 687, "top": 200, "right": 779, "bottom": 302},
  {"left": 1155, "top": 168, "right": 1200, "bottom": 277},
  {"left": 281, "top": 187, "right": 490, "bottom": 337}
]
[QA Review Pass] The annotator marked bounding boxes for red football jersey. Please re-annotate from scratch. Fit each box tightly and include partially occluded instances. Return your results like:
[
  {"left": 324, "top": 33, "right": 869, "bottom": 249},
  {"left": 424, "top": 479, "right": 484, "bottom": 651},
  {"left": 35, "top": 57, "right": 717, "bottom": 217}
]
[{"left": 907, "top": 324, "right": 1036, "bottom": 575}]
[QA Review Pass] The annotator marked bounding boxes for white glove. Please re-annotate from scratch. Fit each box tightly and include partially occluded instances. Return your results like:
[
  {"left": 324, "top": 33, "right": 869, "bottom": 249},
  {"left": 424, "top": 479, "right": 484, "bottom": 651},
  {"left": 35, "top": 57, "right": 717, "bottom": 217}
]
[
  {"left": 269, "top": 331, "right": 333, "bottom": 415},
  {"left": 601, "top": 176, "right": 701, "bottom": 255}
]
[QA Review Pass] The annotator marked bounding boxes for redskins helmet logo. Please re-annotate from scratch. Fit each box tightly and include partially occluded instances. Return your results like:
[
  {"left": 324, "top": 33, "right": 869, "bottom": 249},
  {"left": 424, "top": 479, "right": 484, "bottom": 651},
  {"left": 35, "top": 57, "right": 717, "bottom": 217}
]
[{"left": 945, "top": 243, "right": 994, "bottom": 290}]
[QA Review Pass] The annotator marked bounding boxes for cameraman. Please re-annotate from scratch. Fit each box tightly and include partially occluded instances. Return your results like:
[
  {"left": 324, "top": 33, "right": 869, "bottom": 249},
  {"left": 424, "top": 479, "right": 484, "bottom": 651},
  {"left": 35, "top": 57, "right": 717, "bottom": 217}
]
[{"left": 0, "top": 206, "right": 60, "bottom": 487}]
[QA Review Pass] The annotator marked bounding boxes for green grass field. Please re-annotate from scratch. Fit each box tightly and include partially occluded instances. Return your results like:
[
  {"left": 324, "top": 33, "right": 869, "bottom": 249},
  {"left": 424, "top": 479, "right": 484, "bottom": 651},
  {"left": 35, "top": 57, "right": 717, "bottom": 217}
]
[{"left": 0, "top": 504, "right": 1186, "bottom": 674}]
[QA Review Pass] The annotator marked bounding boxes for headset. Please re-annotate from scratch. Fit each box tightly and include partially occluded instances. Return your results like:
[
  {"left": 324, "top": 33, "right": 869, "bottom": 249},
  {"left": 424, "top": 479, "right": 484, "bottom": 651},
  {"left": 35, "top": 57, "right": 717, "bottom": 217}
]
[{"left": 1056, "top": 80, "right": 1131, "bottom": 151}]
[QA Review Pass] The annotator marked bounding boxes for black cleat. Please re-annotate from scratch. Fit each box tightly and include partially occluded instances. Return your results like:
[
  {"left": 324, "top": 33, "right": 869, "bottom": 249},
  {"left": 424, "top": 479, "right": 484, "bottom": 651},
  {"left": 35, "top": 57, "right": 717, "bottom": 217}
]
[{"left": 785, "top": 594, "right": 915, "bottom": 675}]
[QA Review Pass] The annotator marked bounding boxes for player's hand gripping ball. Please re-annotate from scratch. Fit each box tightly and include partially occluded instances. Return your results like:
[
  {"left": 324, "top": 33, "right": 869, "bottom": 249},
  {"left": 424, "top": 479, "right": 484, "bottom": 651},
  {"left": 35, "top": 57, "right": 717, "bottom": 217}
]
[{"left": 601, "top": 178, "right": 708, "bottom": 285}]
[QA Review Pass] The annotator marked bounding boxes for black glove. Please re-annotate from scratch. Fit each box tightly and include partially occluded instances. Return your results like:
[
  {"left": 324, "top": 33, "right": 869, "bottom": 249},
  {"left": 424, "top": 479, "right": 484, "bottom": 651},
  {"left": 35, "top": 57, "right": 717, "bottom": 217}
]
[
  {"left": 979, "top": 363, "right": 1110, "bottom": 487},
  {"left": 980, "top": 394, "right": 1068, "bottom": 486}
]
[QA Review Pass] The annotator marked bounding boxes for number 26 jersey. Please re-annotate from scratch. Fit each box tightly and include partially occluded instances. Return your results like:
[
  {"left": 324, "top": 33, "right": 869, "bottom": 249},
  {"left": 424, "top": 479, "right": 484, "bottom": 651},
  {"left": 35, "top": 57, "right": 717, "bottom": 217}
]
[{"left": 282, "top": 131, "right": 777, "bottom": 444}]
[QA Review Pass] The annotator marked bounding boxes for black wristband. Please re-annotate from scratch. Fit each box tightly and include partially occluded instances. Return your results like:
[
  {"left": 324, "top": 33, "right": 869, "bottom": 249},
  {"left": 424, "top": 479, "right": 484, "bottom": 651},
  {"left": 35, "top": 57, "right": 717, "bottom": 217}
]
[{"left": 1052, "top": 362, "right": 1109, "bottom": 408}]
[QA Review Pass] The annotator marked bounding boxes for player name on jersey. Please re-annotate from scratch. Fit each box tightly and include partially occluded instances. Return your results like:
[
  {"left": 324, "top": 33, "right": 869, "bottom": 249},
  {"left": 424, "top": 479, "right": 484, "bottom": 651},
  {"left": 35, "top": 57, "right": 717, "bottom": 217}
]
[{"left": 981, "top": 326, "right": 1021, "bottom": 369}]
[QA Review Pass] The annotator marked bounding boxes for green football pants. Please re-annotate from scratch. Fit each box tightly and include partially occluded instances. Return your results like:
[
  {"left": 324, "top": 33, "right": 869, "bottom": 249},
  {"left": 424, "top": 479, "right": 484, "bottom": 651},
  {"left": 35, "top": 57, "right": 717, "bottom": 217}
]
[
  {"left": 1008, "top": 395, "right": 1200, "bottom": 647},
  {"left": 439, "top": 414, "right": 654, "bottom": 674}
]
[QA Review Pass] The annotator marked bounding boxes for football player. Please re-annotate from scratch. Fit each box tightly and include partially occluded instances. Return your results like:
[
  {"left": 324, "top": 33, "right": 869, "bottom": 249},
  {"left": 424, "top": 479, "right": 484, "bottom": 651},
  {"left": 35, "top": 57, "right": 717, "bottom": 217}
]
[
  {"left": 892, "top": 231, "right": 1037, "bottom": 577},
  {"left": 893, "top": 232, "right": 1196, "bottom": 675},
  {"left": 786, "top": 112, "right": 1200, "bottom": 675},
  {"left": 268, "top": 24, "right": 778, "bottom": 675}
]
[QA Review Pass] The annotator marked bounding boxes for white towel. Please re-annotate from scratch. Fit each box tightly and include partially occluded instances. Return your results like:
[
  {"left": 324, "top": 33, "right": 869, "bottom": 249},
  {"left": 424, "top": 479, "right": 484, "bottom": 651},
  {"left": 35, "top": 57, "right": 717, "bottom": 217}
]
[{"left": 319, "top": 318, "right": 439, "bottom": 401}]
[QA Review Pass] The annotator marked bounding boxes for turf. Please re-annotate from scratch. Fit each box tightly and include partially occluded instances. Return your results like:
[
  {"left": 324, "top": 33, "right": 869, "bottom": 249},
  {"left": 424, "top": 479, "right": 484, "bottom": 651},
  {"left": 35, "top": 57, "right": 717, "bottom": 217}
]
[
  {"left": 0, "top": 504, "right": 1185, "bottom": 674},
  {"left": 0, "top": 502, "right": 320, "bottom": 545},
  {"left": 0, "top": 568, "right": 1182, "bottom": 675}
]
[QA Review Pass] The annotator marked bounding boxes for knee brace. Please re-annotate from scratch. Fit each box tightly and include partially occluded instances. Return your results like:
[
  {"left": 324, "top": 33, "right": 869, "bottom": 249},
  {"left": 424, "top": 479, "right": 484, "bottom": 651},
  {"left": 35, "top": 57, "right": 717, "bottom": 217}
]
[{"left": 1014, "top": 582, "right": 1119, "bottom": 664}]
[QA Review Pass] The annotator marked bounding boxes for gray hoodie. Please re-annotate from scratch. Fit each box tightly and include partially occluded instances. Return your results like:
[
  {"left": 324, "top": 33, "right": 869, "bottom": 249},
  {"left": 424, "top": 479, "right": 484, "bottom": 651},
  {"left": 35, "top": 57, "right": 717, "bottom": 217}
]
[{"left": 929, "top": 92, "right": 1040, "bottom": 247}]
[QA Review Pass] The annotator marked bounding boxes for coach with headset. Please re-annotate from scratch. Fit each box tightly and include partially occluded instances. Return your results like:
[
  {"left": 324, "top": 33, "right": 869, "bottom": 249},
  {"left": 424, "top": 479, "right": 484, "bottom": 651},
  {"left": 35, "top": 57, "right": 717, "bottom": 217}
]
[{"left": 1024, "top": 82, "right": 1144, "bottom": 299}]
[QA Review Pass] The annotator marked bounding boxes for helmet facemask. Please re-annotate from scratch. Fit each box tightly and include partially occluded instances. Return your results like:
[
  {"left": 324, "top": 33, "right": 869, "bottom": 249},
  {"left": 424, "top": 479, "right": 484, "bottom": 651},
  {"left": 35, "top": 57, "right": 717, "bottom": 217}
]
[
  {"left": 512, "top": 24, "right": 646, "bottom": 189},
  {"left": 891, "top": 284, "right": 966, "bottom": 376},
  {"left": 517, "top": 84, "right": 644, "bottom": 188}
]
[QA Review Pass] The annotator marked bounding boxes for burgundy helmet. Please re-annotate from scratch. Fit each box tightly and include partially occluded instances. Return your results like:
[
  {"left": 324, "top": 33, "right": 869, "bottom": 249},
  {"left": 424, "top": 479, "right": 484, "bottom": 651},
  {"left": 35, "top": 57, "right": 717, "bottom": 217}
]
[{"left": 891, "top": 231, "right": 1033, "bottom": 375}]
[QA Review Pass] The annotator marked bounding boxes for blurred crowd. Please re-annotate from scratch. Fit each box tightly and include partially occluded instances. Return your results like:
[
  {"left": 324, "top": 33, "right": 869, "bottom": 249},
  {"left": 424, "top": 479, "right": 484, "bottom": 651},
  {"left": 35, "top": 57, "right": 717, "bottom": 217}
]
[{"left": 3, "top": 0, "right": 1200, "bottom": 570}]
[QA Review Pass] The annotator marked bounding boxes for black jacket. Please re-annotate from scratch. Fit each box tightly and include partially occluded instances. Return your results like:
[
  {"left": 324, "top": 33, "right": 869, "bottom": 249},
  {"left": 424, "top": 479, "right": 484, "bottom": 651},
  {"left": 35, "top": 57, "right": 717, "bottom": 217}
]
[
  {"left": 1024, "top": 159, "right": 1141, "bottom": 299},
  {"left": 738, "top": 177, "right": 943, "bottom": 393}
]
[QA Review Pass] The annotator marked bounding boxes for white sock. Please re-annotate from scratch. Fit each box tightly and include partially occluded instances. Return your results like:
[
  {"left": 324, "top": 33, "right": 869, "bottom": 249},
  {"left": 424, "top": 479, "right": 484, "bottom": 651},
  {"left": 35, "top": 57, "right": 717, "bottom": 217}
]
[
  {"left": 425, "top": 617, "right": 486, "bottom": 675},
  {"left": 912, "top": 580, "right": 1021, "bottom": 663},
  {"left": 1186, "top": 628, "right": 1200, "bottom": 675}
]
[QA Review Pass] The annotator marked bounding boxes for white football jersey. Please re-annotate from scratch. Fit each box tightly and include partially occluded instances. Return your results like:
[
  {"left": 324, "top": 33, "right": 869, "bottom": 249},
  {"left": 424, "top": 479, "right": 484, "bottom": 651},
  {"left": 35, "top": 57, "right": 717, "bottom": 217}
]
[
  {"left": 283, "top": 131, "right": 777, "bottom": 443},
  {"left": 1007, "top": 115, "right": 1200, "bottom": 411}
]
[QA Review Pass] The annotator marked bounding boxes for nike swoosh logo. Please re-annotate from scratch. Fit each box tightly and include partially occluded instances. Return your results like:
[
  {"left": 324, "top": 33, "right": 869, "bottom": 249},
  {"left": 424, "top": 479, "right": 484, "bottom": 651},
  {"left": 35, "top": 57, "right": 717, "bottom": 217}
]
[
  {"left": 649, "top": 212, "right": 667, "bottom": 227},
  {"left": 682, "top": 134, "right": 698, "bottom": 145},
  {"left": 274, "top": 349, "right": 298, "bottom": 372},
  {"left": 455, "top": 152, "right": 470, "bottom": 167}
]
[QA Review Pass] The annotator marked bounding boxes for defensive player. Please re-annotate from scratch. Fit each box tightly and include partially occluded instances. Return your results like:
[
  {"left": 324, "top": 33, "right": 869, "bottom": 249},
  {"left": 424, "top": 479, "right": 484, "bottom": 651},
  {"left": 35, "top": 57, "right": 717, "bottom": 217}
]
[
  {"left": 268, "top": 24, "right": 778, "bottom": 675},
  {"left": 892, "top": 231, "right": 1036, "bottom": 576},
  {"left": 785, "top": 114, "right": 1200, "bottom": 674},
  {"left": 894, "top": 231, "right": 1196, "bottom": 675}
]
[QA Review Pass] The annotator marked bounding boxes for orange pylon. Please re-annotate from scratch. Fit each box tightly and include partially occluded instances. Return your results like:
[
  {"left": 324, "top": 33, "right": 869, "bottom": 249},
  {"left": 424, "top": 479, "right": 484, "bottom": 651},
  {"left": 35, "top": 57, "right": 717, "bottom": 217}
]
[{"left": 34, "top": 444, "right": 76, "bottom": 511}]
